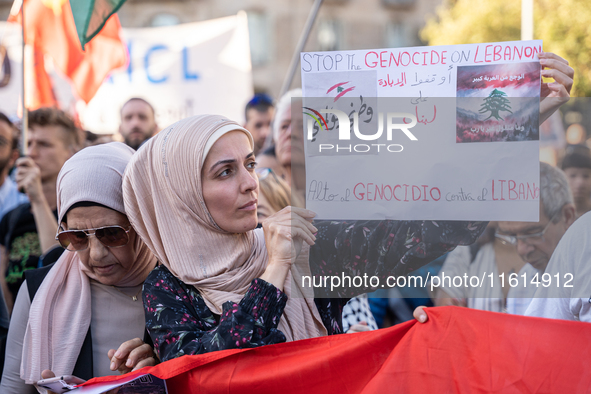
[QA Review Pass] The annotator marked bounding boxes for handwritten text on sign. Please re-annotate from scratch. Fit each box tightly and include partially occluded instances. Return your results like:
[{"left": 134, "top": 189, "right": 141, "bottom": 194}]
[{"left": 301, "top": 41, "right": 541, "bottom": 221}]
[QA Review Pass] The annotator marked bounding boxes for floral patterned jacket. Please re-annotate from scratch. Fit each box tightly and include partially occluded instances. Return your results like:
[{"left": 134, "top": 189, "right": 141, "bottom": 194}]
[{"left": 143, "top": 219, "right": 486, "bottom": 362}]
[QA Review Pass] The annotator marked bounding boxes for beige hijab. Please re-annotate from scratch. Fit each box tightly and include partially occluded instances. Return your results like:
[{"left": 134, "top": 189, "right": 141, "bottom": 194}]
[
  {"left": 21, "top": 142, "right": 157, "bottom": 384},
  {"left": 123, "top": 115, "right": 326, "bottom": 342}
]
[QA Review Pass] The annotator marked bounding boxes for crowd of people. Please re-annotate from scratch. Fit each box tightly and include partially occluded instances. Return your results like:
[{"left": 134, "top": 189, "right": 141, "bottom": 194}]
[{"left": 0, "top": 51, "right": 586, "bottom": 392}]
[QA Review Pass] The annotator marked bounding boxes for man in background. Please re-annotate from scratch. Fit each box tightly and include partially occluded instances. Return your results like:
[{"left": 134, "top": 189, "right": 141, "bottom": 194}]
[
  {"left": 495, "top": 163, "right": 576, "bottom": 274},
  {"left": 561, "top": 152, "right": 591, "bottom": 218},
  {"left": 0, "top": 108, "right": 82, "bottom": 310},
  {"left": 432, "top": 163, "right": 576, "bottom": 315},
  {"left": 244, "top": 93, "right": 274, "bottom": 156},
  {"left": 119, "top": 98, "right": 158, "bottom": 150},
  {"left": 0, "top": 113, "right": 27, "bottom": 222}
]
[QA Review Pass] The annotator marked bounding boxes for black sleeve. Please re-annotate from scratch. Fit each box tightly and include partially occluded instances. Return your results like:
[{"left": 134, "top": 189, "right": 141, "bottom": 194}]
[
  {"left": 0, "top": 210, "right": 10, "bottom": 247},
  {"left": 309, "top": 220, "right": 488, "bottom": 298},
  {"left": 143, "top": 265, "right": 288, "bottom": 362}
]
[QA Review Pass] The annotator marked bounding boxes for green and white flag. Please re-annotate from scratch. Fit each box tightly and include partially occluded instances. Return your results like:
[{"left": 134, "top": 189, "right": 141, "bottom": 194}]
[{"left": 70, "top": 0, "right": 127, "bottom": 50}]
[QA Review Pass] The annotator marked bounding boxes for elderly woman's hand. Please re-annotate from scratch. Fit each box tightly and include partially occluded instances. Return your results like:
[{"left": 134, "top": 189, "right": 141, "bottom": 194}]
[
  {"left": 260, "top": 206, "right": 317, "bottom": 291},
  {"left": 39, "top": 370, "right": 58, "bottom": 394},
  {"left": 108, "top": 338, "right": 157, "bottom": 374}
]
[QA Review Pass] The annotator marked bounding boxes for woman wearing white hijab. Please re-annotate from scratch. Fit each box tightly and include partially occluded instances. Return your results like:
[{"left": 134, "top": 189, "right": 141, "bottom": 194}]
[
  {"left": 1, "top": 142, "right": 158, "bottom": 393},
  {"left": 123, "top": 115, "right": 486, "bottom": 362}
]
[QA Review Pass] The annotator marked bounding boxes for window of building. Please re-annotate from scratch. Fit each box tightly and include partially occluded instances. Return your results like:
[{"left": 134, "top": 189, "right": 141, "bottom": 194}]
[
  {"left": 317, "top": 19, "right": 342, "bottom": 52},
  {"left": 385, "top": 21, "right": 414, "bottom": 48},
  {"left": 382, "top": 0, "right": 416, "bottom": 7},
  {"left": 247, "top": 11, "right": 270, "bottom": 66},
  {"left": 150, "top": 13, "right": 181, "bottom": 28}
]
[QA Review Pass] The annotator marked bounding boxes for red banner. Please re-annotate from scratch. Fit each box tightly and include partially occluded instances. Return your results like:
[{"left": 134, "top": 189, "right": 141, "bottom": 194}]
[{"left": 81, "top": 306, "right": 591, "bottom": 393}]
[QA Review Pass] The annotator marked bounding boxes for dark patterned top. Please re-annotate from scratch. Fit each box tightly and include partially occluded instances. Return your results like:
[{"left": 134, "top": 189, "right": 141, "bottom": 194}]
[
  {"left": 143, "top": 220, "right": 486, "bottom": 362},
  {"left": 0, "top": 203, "right": 60, "bottom": 302}
]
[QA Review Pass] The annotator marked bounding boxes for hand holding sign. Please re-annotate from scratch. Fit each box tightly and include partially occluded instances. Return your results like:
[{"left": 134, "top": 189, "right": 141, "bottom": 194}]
[{"left": 538, "top": 52, "right": 574, "bottom": 124}]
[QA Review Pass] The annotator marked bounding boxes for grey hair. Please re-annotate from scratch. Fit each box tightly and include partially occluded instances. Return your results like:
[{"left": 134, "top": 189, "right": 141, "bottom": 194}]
[
  {"left": 540, "top": 162, "right": 573, "bottom": 222},
  {"left": 272, "top": 88, "right": 302, "bottom": 142}
]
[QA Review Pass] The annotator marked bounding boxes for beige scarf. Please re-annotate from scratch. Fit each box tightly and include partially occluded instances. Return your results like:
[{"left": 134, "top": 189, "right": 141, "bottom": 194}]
[
  {"left": 21, "top": 142, "right": 157, "bottom": 384},
  {"left": 123, "top": 115, "right": 326, "bottom": 342}
]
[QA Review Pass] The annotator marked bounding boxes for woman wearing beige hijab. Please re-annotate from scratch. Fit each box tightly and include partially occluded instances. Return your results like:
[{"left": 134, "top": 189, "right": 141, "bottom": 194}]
[
  {"left": 123, "top": 114, "right": 485, "bottom": 362},
  {"left": 1, "top": 143, "right": 158, "bottom": 393}
]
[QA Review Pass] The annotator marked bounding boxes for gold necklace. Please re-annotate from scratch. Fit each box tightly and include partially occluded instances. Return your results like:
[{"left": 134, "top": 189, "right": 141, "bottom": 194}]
[{"left": 112, "top": 286, "right": 142, "bottom": 301}]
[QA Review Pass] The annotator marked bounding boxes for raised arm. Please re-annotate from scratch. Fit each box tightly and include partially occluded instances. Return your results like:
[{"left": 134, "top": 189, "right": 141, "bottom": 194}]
[
  {"left": 309, "top": 220, "right": 487, "bottom": 298},
  {"left": 15, "top": 158, "right": 59, "bottom": 254}
]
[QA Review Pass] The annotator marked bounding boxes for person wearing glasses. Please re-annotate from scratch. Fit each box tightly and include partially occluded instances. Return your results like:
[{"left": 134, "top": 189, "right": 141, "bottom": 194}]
[
  {"left": 416, "top": 163, "right": 576, "bottom": 323},
  {"left": 0, "top": 108, "right": 82, "bottom": 312},
  {"left": 1, "top": 143, "right": 157, "bottom": 394},
  {"left": 522, "top": 211, "right": 591, "bottom": 322},
  {"left": 495, "top": 163, "right": 575, "bottom": 274},
  {"left": 0, "top": 113, "right": 28, "bottom": 223},
  {"left": 431, "top": 222, "right": 525, "bottom": 313}
]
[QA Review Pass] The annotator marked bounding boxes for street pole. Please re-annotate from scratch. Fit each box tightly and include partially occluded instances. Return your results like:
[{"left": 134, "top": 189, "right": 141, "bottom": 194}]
[
  {"left": 20, "top": 0, "right": 27, "bottom": 155},
  {"left": 521, "top": 0, "right": 533, "bottom": 41},
  {"left": 279, "top": 0, "right": 324, "bottom": 97}
]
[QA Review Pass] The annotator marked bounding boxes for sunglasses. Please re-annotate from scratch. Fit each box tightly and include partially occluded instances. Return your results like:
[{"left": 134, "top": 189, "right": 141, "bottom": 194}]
[{"left": 56, "top": 225, "right": 131, "bottom": 251}]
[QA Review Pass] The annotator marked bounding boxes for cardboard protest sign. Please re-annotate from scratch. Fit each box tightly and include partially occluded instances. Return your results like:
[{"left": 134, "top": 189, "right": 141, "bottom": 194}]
[{"left": 301, "top": 41, "right": 542, "bottom": 221}]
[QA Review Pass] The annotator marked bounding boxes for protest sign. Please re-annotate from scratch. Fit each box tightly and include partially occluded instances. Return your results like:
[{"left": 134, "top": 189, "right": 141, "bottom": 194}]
[{"left": 301, "top": 40, "right": 542, "bottom": 221}]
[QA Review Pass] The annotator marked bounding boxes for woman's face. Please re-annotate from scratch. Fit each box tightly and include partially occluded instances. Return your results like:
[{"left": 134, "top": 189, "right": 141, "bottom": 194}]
[
  {"left": 64, "top": 206, "right": 137, "bottom": 286},
  {"left": 202, "top": 131, "right": 259, "bottom": 233}
]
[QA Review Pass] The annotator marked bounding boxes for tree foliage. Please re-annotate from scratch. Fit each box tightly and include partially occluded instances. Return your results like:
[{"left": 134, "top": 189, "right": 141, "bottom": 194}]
[{"left": 421, "top": 0, "right": 591, "bottom": 96}]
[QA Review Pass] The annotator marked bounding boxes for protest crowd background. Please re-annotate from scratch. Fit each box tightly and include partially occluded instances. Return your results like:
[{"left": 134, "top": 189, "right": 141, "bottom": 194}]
[{"left": 0, "top": 0, "right": 590, "bottom": 392}]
